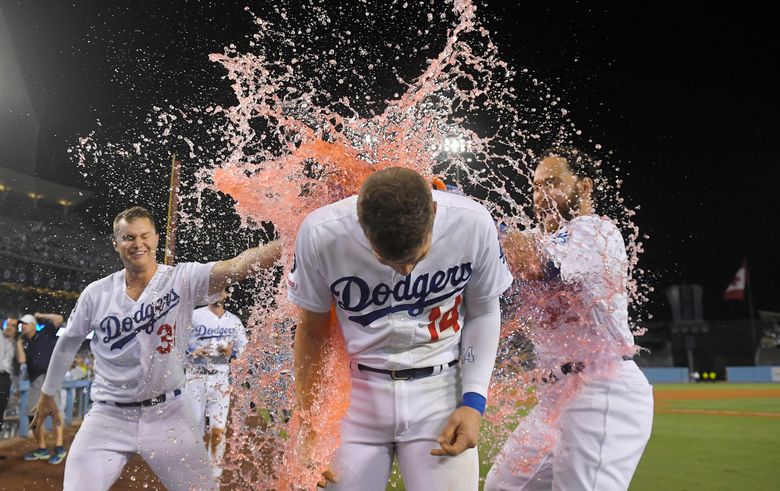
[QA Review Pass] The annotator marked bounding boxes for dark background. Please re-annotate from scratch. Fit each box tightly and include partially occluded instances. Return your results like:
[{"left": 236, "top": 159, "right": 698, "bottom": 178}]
[{"left": 1, "top": 0, "right": 778, "bottom": 324}]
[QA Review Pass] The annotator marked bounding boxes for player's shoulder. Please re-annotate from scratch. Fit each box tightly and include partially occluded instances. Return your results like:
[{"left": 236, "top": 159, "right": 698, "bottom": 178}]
[
  {"left": 164, "top": 261, "right": 215, "bottom": 282},
  {"left": 433, "top": 190, "right": 490, "bottom": 218},
  {"left": 83, "top": 270, "right": 121, "bottom": 297},
  {"left": 193, "top": 305, "right": 210, "bottom": 315},
  {"left": 224, "top": 310, "right": 243, "bottom": 324},
  {"left": 569, "top": 215, "right": 621, "bottom": 236},
  {"left": 433, "top": 190, "right": 494, "bottom": 225},
  {"left": 303, "top": 195, "right": 358, "bottom": 229},
  {"left": 566, "top": 215, "right": 625, "bottom": 250}
]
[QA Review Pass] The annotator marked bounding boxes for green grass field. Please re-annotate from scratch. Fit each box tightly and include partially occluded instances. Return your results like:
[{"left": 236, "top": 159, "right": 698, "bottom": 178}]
[{"left": 386, "top": 383, "right": 780, "bottom": 490}]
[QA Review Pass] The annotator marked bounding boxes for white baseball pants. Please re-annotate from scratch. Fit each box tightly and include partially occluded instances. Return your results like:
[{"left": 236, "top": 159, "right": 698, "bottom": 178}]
[
  {"left": 326, "top": 363, "right": 479, "bottom": 491},
  {"left": 484, "top": 361, "right": 653, "bottom": 491},
  {"left": 63, "top": 393, "right": 217, "bottom": 491}
]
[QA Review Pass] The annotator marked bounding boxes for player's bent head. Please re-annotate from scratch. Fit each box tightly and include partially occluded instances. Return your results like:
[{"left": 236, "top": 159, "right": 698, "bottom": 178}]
[
  {"left": 113, "top": 206, "right": 158, "bottom": 238},
  {"left": 357, "top": 167, "right": 435, "bottom": 263}
]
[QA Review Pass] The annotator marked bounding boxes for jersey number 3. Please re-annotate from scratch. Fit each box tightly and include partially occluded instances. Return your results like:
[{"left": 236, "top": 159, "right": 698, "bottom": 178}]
[
  {"left": 157, "top": 323, "right": 176, "bottom": 354},
  {"left": 427, "top": 295, "right": 462, "bottom": 342}
]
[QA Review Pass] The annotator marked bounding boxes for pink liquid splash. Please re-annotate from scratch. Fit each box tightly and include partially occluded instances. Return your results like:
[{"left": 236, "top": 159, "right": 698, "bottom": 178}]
[{"left": 71, "top": 1, "right": 649, "bottom": 488}]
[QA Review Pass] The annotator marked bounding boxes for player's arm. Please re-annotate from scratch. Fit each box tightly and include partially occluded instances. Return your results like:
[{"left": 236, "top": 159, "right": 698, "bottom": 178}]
[
  {"left": 293, "top": 307, "right": 338, "bottom": 486},
  {"left": 431, "top": 295, "right": 501, "bottom": 457},
  {"left": 501, "top": 228, "right": 545, "bottom": 281},
  {"left": 15, "top": 334, "right": 26, "bottom": 366},
  {"left": 35, "top": 311, "right": 64, "bottom": 328},
  {"left": 294, "top": 307, "right": 331, "bottom": 416},
  {"left": 208, "top": 240, "right": 282, "bottom": 296}
]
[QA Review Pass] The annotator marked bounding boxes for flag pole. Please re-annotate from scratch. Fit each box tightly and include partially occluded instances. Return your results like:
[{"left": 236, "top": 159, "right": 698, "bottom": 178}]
[
  {"left": 164, "top": 154, "right": 181, "bottom": 266},
  {"left": 745, "top": 257, "right": 758, "bottom": 364}
]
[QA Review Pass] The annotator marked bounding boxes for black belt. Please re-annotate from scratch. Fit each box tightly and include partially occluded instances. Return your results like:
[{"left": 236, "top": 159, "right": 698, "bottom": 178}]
[
  {"left": 560, "top": 356, "right": 633, "bottom": 375},
  {"left": 357, "top": 360, "right": 458, "bottom": 381},
  {"left": 194, "top": 366, "right": 219, "bottom": 375},
  {"left": 100, "top": 389, "right": 182, "bottom": 407}
]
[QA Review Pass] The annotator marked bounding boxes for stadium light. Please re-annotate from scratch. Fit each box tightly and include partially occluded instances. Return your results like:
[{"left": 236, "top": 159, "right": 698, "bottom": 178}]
[{"left": 442, "top": 135, "right": 467, "bottom": 153}]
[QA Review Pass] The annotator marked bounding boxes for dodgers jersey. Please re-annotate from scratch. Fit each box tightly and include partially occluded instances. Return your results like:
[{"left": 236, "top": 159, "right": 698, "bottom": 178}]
[
  {"left": 57, "top": 262, "right": 216, "bottom": 403},
  {"left": 288, "top": 190, "right": 513, "bottom": 370},
  {"left": 543, "top": 215, "right": 634, "bottom": 352},
  {"left": 187, "top": 306, "right": 248, "bottom": 371}
]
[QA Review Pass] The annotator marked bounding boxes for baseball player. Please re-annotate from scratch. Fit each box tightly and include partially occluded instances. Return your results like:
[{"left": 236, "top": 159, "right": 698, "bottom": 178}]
[
  {"left": 290, "top": 167, "right": 513, "bottom": 490},
  {"left": 185, "top": 288, "right": 248, "bottom": 479},
  {"left": 484, "top": 148, "right": 654, "bottom": 491},
  {"left": 29, "top": 206, "right": 280, "bottom": 491}
]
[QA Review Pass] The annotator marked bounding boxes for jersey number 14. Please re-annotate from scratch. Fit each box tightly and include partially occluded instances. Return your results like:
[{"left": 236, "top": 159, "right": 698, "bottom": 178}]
[{"left": 427, "top": 295, "right": 462, "bottom": 342}]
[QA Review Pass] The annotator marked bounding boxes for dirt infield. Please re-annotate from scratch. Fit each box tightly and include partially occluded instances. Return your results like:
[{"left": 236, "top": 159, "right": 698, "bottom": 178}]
[
  {"left": 0, "top": 424, "right": 165, "bottom": 490},
  {"left": 655, "top": 386, "right": 780, "bottom": 401},
  {"left": 653, "top": 384, "right": 780, "bottom": 419},
  {"left": 656, "top": 408, "right": 780, "bottom": 418},
  {"left": 2, "top": 384, "right": 778, "bottom": 489}
]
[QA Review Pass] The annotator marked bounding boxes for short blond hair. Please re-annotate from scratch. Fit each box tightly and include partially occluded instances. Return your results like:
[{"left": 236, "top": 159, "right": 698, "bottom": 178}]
[{"left": 113, "top": 206, "right": 157, "bottom": 237}]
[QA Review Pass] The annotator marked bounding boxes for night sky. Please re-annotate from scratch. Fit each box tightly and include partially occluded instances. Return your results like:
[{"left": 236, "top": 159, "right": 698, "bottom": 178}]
[{"left": 2, "top": 0, "right": 778, "bottom": 321}]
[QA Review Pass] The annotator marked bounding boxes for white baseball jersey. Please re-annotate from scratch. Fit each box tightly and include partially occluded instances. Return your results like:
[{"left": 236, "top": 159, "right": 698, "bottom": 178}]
[
  {"left": 187, "top": 307, "right": 248, "bottom": 372},
  {"left": 288, "top": 190, "right": 513, "bottom": 370},
  {"left": 542, "top": 215, "right": 634, "bottom": 354},
  {"left": 52, "top": 262, "right": 216, "bottom": 403}
]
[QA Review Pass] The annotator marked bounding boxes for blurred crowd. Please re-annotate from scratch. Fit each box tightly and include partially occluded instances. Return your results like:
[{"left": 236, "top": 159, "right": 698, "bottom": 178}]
[
  {"left": 0, "top": 213, "right": 117, "bottom": 275},
  {"left": 1, "top": 311, "right": 93, "bottom": 465}
]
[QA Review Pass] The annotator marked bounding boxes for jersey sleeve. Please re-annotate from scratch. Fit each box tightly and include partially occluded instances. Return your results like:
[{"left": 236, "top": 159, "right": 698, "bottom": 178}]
[
  {"left": 464, "top": 210, "right": 514, "bottom": 303},
  {"left": 550, "top": 218, "right": 627, "bottom": 285},
  {"left": 182, "top": 262, "right": 219, "bottom": 306},
  {"left": 58, "top": 285, "right": 95, "bottom": 340},
  {"left": 287, "top": 216, "right": 332, "bottom": 313}
]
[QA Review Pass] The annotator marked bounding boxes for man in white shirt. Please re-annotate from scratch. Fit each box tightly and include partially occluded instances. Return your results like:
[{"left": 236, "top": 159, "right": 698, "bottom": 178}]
[
  {"left": 289, "top": 167, "right": 513, "bottom": 489},
  {"left": 485, "top": 148, "right": 653, "bottom": 491},
  {"left": 30, "top": 206, "right": 280, "bottom": 491}
]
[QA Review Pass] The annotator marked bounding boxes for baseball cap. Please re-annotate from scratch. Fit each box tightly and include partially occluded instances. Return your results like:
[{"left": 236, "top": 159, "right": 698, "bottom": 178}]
[{"left": 19, "top": 314, "right": 37, "bottom": 325}]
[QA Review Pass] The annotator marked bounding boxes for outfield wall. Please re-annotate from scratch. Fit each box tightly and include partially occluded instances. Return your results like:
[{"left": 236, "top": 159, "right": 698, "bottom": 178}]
[
  {"left": 726, "top": 366, "right": 780, "bottom": 382},
  {"left": 640, "top": 367, "right": 689, "bottom": 383}
]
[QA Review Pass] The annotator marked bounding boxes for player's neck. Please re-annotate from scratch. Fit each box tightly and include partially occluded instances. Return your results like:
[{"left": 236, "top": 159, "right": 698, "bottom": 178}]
[
  {"left": 209, "top": 304, "right": 225, "bottom": 317},
  {"left": 124, "top": 263, "right": 159, "bottom": 290}
]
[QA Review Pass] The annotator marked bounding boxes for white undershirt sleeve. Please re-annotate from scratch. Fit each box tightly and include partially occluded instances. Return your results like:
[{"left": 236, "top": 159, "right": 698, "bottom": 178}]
[
  {"left": 459, "top": 295, "right": 502, "bottom": 399},
  {"left": 41, "top": 336, "right": 85, "bottom": 396},
  {"left": 41, "top": 286, "right": 94, "bottom": 396}
]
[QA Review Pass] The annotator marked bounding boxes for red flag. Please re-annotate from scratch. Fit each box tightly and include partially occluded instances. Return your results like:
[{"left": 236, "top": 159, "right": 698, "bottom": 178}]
[{"left": 724, "top": 259, "right": 747, "bottom": 301}]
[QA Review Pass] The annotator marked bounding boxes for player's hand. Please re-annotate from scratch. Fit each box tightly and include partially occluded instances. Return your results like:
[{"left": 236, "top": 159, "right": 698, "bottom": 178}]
[
  {"left": 192, "top": 347, "right": 211, "bottom": 358},
  {"left": 316, "top": 469, "right": 338, "bottom": 488},
  {"left": 298, "top": 424, "right": 339, "bottom": 487},
  {"left": 30, "top": 393, "right": 61, "bottom": 430},
  {"left": 431, "top": 406, "right": 481, "bottom": 457},
  {"left": 217, "top": 342, "right": 233, "bottom": 356}
]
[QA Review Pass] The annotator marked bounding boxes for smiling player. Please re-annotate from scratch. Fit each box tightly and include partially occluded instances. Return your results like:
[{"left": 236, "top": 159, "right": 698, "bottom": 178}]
[{"left": 30, "top": 206, "right": 280, "bottom": 491}]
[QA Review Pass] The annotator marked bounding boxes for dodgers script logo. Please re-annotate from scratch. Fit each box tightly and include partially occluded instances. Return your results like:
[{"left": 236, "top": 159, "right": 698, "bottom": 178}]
[
  {"left": 330, "top": 262, "right": 472, "bottom": 326},
  {"left": 194, "top": 324, "right": 235, "bottom": 341},
  {"left": 100, "top": 289, "right": 180, "bottom": 351}
]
